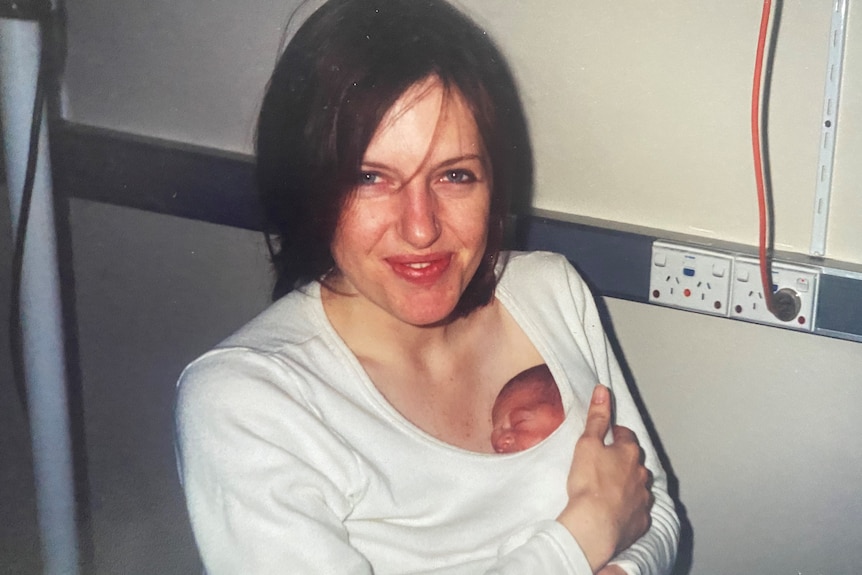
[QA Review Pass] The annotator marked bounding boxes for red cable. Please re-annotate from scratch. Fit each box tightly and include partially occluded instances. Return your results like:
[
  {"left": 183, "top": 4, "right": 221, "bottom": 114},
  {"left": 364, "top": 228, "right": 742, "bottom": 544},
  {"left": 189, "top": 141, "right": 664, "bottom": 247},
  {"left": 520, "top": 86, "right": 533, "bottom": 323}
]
[{"left": 751, "top": 0, "right": 775, "bottom": 313}]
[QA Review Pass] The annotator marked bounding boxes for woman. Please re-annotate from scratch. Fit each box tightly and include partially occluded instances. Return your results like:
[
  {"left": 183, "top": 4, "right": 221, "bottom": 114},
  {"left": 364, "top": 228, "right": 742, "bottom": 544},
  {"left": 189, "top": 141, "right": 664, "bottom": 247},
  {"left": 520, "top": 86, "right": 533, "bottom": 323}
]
[{"left": 175, "top": 0, "right": 680, "bottom": 573}]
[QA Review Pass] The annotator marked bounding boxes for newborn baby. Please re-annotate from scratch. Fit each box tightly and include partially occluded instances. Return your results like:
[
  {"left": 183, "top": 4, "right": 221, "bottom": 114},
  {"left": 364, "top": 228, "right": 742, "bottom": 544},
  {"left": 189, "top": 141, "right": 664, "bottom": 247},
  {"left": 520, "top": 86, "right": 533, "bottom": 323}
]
[{"left": 490, "top": 364, "right": 565, "bottom": 454}]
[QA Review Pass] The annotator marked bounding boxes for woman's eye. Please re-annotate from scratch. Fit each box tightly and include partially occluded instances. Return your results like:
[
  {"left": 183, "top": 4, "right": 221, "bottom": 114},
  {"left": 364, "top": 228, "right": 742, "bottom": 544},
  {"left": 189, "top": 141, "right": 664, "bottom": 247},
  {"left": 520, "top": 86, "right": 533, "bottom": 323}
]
[
  {"left": 359, "top": 172, "right": 382, "bottom": 185},
  {"left": 441, "top": 169, "right": 476, "bottom": 184}
]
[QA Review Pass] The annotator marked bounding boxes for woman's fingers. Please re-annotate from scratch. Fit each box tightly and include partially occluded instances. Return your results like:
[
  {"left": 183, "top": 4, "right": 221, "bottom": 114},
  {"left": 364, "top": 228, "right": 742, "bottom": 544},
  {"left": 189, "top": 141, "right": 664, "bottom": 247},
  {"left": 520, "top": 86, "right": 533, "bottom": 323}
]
[
  {"left": 611, "top": 424, "right": 636, "bottom": 443},
  {"left": 582, "top": 385, "right": 612, "bottom": 440},
  {"left": 558, "top": 387, "right": 655, "bottom": 571}
]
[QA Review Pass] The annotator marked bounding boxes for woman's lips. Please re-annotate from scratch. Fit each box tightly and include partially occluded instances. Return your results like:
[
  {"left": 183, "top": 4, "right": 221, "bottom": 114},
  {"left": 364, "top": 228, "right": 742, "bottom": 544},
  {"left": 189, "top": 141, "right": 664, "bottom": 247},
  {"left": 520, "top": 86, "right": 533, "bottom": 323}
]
[{"left": 386, "top": 253, "right": 452, "bottom": 284}]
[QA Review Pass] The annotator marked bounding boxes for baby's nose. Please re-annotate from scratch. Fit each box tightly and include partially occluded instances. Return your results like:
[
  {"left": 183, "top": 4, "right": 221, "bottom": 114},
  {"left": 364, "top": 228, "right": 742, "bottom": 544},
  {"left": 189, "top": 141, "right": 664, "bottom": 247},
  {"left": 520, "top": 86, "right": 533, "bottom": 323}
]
[{"left": 492, "top": 431, "right": 516, "bottom": 454}]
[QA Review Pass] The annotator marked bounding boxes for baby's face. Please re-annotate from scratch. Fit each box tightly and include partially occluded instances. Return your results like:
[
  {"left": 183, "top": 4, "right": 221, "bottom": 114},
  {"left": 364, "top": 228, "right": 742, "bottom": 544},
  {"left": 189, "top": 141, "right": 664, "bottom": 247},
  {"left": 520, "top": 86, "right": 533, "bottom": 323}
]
[{"left": 490, "top": 385, "right": 564, "bottom": 454}]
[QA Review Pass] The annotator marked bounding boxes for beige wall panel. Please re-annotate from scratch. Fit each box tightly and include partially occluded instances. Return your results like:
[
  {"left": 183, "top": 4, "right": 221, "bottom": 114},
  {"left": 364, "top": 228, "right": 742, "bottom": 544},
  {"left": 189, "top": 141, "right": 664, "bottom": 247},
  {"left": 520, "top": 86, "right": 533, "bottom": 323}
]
[{"left": 465, "top": 1, "right": 852, "bottom": 260}]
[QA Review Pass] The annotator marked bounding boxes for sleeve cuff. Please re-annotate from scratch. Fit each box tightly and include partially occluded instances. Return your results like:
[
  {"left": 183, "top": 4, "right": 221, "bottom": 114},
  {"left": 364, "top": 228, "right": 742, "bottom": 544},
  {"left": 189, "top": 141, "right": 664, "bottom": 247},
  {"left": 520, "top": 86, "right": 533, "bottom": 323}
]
[
  {"left": 498, "top": 520, "right": 593, "bottom": 574},
  {"left": 609, "top": 559, "right": 640, "bottom": 575}
]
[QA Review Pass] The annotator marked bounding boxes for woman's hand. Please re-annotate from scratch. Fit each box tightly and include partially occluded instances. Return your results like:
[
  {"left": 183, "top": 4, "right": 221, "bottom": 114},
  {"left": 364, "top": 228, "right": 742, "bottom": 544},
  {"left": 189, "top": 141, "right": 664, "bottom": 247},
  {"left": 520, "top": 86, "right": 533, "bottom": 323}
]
[{"left": 557, "top": 385, "right": 653, "bottom": 572}]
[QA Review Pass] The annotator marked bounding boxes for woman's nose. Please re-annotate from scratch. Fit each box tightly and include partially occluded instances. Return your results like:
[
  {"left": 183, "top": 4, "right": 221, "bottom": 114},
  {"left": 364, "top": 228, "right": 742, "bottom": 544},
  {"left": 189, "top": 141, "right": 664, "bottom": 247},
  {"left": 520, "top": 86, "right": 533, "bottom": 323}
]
[{"left": 398, "top": 182, "right": 441, "bottom": 248}]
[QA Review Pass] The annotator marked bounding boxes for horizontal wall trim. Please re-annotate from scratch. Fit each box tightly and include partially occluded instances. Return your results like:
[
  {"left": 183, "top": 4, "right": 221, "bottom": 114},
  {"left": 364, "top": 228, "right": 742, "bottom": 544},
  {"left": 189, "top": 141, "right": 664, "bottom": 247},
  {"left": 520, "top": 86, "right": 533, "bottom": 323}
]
[
  {"left": 520, "top": 212, "right": 862, "bottom": 343},
  {"left": 51, "top": 121, "right": 862, "bottom": 344},
  {"left": 51, "top": 121, "right": 262, "bottom": 231}
]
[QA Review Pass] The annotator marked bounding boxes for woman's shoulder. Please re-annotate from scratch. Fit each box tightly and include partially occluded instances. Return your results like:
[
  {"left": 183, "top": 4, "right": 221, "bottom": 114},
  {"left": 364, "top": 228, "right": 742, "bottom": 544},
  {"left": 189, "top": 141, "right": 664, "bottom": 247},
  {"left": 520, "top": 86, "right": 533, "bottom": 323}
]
[
  {"left": 496, "top": 250, "right": 595, "bottom": 332},
  {"left": 499, "top": 250, "right": 589, "bottom": 294},
  {"left": 176, "top": 284, "right": 333, "bottom": 411},
  {"left": 217, "top": 284, "right": 324, "bottom": 352}
]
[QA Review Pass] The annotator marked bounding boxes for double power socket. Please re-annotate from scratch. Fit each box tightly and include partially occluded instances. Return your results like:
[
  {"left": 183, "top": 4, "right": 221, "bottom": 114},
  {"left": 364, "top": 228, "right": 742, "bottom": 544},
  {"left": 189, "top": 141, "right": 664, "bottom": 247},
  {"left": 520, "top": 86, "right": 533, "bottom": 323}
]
[{"left": 648, "top": 240, "right": 820, "bottom": 331}]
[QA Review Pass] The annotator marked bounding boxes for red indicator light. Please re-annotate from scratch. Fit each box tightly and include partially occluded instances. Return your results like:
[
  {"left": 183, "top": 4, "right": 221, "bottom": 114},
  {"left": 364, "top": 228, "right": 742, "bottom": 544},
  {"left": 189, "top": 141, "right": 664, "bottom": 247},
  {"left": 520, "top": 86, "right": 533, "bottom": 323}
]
[
  {"left": 798, "top": 316, "right": 806, "bottom": 325},
  {"left": 683, "top": 288, "right": 691, "bottom": 297}
]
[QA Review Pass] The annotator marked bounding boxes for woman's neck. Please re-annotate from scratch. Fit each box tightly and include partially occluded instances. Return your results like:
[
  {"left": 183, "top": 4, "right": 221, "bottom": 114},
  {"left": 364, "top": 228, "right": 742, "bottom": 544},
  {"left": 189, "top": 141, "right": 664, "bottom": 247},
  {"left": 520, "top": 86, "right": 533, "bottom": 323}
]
[{"left": 320, "top": 282, "right": 482, "bottom": 365}]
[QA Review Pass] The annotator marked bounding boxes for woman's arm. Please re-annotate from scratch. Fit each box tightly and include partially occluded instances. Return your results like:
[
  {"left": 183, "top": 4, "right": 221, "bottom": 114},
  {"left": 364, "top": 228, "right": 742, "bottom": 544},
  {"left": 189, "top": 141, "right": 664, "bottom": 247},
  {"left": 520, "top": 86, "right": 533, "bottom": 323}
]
[
  {"left": 175, "top": 349, "right": 374, "bottom": 574},
  {"left": 557, "top": 385, "right": 654, "bottom": 572},
  {"left": 562, "top": 255, "right": 681, "bottom": 575}
]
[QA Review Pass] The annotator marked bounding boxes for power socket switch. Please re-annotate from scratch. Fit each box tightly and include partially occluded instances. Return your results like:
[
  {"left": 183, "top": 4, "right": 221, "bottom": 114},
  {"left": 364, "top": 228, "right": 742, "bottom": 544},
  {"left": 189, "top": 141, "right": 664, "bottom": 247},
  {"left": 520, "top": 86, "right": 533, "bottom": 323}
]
[
  {"left": 649, "top": 241, "right": 732, "bottom": 317},
  {"left": 730, "top": 256, "right": 819, "bottom": 331}
]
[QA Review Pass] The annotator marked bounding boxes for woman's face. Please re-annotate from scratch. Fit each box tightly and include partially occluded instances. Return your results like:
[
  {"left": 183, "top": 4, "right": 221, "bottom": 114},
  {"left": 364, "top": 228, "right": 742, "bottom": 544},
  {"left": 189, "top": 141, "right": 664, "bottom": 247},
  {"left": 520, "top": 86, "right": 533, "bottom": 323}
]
[{"left": 329, "top": 76, "right": 491, "bottom": 327}]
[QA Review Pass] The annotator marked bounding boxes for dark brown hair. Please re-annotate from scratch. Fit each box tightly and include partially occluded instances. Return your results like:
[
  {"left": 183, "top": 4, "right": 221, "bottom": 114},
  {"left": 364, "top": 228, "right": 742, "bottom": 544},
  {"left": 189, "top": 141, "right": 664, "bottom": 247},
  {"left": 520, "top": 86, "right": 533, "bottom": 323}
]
[{"left": 256, "top": 0, "right": 533, "bottom": 315}]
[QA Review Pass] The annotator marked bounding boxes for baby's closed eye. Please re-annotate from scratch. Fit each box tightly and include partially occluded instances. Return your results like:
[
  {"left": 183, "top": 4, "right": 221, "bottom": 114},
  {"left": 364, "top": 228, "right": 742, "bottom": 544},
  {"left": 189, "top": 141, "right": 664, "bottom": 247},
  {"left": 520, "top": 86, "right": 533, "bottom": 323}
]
[{"left": 508, "top": 408, "right": 538, "bottom": 428}]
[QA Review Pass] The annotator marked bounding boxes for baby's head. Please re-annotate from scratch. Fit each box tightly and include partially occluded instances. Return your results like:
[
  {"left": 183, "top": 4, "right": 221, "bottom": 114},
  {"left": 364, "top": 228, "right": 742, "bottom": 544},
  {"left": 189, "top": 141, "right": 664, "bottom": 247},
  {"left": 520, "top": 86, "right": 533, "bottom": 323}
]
[{"left": 491, "top": 364, "right": 564, "bottom": 454}]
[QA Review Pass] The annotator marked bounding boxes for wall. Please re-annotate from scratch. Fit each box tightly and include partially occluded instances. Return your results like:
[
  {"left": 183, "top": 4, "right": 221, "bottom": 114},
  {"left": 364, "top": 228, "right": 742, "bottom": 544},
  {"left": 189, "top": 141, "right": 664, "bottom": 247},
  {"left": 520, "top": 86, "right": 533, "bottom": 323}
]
[
  {"left": 465, "top": 0, "right": 862, "bottom": 264},
  {"left": 65, "top": 200, "right": 272, "bottom": 573},
  {"left": 3, "top": 1, "right": 861, "bottom": 573},
  {"left": 62, "top": 0, "right": 862, "bottom": 264},
  {"left": 605, "top": 297, "right": 862, "bottom": 574}
]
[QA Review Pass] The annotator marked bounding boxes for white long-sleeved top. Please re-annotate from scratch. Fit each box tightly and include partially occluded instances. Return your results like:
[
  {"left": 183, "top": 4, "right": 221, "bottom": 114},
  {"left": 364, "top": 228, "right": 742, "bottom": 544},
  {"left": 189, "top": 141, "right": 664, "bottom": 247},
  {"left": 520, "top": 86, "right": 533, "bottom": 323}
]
[{"left": 175, "top": 251, "right": 679, "bottom": 574}]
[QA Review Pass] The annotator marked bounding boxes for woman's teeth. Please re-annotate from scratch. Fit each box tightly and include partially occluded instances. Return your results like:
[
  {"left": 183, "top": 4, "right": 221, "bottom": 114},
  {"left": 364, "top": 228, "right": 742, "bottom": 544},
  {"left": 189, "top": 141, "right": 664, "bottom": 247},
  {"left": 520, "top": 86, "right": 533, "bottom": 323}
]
[{"left": 406, "top": 262, "right": 431, "bottom": 269}]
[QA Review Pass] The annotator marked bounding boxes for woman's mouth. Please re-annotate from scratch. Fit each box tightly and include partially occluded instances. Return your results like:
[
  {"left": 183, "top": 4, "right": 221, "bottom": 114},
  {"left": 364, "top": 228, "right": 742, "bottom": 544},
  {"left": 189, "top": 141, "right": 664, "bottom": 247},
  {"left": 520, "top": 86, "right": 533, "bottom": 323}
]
[{"left": 387, "top": 254, "right": 452, "bottom": 284}]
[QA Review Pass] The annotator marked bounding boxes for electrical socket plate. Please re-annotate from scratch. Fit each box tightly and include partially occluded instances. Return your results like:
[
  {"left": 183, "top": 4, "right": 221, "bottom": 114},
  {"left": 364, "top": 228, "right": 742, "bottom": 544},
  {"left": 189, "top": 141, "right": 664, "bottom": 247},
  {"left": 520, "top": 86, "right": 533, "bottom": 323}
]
[
  {"left": 730, "top": 256, "right": 819, "bottom": 331},
  {"left": 649, "top": 241, "right": 732, "bottom": 317}
]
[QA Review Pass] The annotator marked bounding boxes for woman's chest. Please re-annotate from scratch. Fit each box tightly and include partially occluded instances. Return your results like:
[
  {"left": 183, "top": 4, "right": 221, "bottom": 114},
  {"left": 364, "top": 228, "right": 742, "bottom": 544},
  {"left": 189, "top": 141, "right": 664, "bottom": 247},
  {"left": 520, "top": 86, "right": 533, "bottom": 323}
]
[
  {"left": 359, "top": 302, "right": 547, "bottom": 453},
  {"left": 340, "top": 415, "right": 577, "bottom": 574}
]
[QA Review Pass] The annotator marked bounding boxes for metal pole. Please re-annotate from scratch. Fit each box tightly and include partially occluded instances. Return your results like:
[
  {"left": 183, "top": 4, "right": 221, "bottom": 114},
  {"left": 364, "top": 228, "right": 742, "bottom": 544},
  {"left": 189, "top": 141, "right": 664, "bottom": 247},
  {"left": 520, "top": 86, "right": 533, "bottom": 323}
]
[
  {"left": 0, "top": 14, "right": 80, "bottom": 575},
  {"left": 809, "top": 0, "right": 850, "bottom": 257}
]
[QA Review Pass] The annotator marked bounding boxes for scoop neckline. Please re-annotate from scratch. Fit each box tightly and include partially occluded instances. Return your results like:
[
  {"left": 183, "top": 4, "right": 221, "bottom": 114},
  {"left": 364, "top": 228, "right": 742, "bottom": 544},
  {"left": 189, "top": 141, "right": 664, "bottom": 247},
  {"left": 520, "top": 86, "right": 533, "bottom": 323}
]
[{"left": 308, "top": 271, "right": 575, "bottom": 458}]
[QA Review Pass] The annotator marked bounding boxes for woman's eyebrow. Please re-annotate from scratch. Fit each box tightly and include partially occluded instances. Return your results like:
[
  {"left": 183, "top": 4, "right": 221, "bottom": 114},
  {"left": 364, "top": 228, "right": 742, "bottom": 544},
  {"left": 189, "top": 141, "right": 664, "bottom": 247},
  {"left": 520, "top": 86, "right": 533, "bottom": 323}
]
[
  {"left": 435, "top": 154, "right": 485, "bottom": 169},
  {"left": 362, "top": 154, "right": 484, "bottom": 169},
  {"left": 359, "top": 161, "right": 393, "bottom": 171}
]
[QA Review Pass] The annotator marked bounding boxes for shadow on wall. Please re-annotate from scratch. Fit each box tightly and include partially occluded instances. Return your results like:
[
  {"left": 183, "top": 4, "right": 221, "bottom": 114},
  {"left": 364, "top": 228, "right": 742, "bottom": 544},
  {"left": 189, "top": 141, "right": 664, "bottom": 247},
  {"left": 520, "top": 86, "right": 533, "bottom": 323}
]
[
  {"left": 592, "top": 288, "right": 694, "bottom": 575},
  {"left": 53, "top": 182, "right": 96, "bottom": 570}
]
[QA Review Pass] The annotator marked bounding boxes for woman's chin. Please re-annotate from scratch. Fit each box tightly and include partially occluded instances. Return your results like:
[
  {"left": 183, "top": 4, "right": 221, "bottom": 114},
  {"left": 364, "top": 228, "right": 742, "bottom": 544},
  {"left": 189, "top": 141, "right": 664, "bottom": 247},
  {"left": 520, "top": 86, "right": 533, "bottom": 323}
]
[
  {"left": 391, "top": 297, "right": 462, "bottom": 328},
  {"left": 375, "top": 282, "right": 464, "bottom": 327},
  {"left": 398, "top": 308, "right": 457, "bottom": 328}
]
